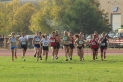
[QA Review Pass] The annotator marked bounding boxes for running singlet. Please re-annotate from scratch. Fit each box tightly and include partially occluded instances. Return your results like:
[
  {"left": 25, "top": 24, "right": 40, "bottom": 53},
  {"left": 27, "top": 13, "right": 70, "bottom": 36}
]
[
  {"left": 100, "top": 37, "right": 107, "bottom": 47},
  {"left": 34, "top": 36, "right": 40, "bottom": 42},
  {"left": 10, "top": 37, "right": 16, "bottom": 43},
  {"left": 41, "top": 39, "right": 50, "bottom": 47},
  {"left": 78, "top": 40, "right": 83, "bottom": 45},
  {"left": 63, "top": 36, "right": 68, "bottom": 41},
  {"left": 19, "top": 36, "right": 27, "bottom": 45},
  {"left": 10, "top": 37, "right": 16, "bottom": 46},
  {"left": 50, "top": 37, "right": 56, "bottom": 46},
  {"left": 90, "top": 39, "right": 98, "bottom": 48}
]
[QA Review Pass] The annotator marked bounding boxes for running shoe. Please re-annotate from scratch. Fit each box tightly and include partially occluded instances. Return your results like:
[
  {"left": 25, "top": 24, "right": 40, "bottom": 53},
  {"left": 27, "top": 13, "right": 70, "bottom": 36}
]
[
  {"left": 12, "top": 59, "right": 14, "bottom": 62},
  {"left": 39, "top": 56, "right": 42, "bottom": 60},
  {"left": 66, "top": 59, "right": 68, "bottom": 61},
  {"left": 56, "top": 57, "right": 58, "bottom": 60},
  {"left": 93, "top": 58, "right": 95, "bottom": 60},
  {"left": 70, "top": 58, "right": 72, "bottom": 60},
  {"left": 52, "top": 57, "right": 54, "bottom": 60},
  {"left": 15, "top": 55, "right": 17, "bottom": 59},
  {"left": 34, "top": 54, "right": 36, "bottom": 57},
  {"left": 104, "top": 55, "right": 106, "bottom": 59},
  {"left": 40, "top": 57, "right": 42, "bottom": 60}
]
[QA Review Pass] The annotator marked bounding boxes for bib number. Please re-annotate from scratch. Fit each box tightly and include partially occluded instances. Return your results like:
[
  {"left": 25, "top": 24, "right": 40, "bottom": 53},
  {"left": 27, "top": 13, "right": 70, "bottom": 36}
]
[
  {"left": 35, "top": 38, "right": 40, "bottom": 41},
  {"left": 21, "top": 41, "right": 26, "bottom": 45},
  {"left": 43, "top": 42, "right": 48, "bottom": 46},
  {"left": 63, "top": 37, "right": 67, "bottom": 41},
  {"left": 101, "top": 43, "right": 105, "bottom": 46},
  {"left": 79, "top": 41, "right": 83, "bottom": 44},
  {"left": 11, "top": 39, "right": 16, "bottom": 42},
  {"left": 92, "top": 42, "right": 96, "bottom": 45},
  {"left": 50, "top": 40, "right": 55, "bottom": 42}
]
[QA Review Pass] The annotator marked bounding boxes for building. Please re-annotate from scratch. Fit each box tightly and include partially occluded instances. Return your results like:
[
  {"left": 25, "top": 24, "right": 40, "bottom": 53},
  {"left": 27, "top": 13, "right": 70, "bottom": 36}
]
[{"left": 99, "top": 0, "right": 123, "bottom": 31}]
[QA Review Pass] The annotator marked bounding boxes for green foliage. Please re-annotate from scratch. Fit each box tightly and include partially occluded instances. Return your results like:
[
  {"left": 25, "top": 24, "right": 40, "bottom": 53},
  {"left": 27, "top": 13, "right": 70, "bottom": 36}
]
[
  {"left": 0, "top": 0, "right": 111, "bottom": 35},
  {"left": 13, "top": 3, "right": 35, "bottom": 34},
  {"left": 61, "top": 0, "right": 110, "bottom": 34}
]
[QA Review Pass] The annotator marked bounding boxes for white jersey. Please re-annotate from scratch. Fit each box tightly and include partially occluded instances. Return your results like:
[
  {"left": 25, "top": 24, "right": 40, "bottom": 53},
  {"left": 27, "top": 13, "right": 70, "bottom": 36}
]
[
  {"left": 19, "top": 36, "right": 27, "bottom": 45},
  {"left": 41, "top": 38, "right": 50, "bottom": 47}
]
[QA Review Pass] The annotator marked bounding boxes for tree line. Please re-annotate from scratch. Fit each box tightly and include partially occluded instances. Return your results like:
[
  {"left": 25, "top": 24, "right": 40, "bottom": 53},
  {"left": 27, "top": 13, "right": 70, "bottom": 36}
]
[{"left": 0, "top": 0, "right": 111, "bottom": 35}]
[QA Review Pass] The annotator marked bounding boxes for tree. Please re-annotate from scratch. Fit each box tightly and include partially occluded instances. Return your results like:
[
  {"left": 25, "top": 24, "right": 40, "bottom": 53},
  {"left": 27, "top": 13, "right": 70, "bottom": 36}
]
[
  {"left": 0, "top": 0, "right": 21, "bottom": 35},
  {"left": 29, "top": 0, "right": 54, "bottom": 33},
  {"left": 0, "top": 2, "right": 10, "bottom": 35},
  {"left": 61, "top": 0, "right": 110, "bottom": 34},
  {"left": 13, "top": 3, "right": 36, "bottom": 34}
]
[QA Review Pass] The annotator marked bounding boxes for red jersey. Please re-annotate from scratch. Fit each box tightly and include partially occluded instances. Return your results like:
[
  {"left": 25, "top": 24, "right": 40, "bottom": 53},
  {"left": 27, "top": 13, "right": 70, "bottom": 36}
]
[
  {"left": 50, "top": 37, "right": 56, "bottom": 46},
  {"left": 90, "top": 39, "right": 98, "bottom": 48}
]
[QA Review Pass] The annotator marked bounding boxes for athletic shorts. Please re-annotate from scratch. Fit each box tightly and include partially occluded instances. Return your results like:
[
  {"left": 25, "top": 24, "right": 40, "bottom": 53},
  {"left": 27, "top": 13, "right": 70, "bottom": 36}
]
[
  {"left": 21, "top": 44, "right": 27, "bottom": 51},
  {"left": 77, "top": 46, "right": 83, "bottom": 50},
  {"left": 43, "top": 46, "right": 49, "bottom": 51},
  {"left": 34, "top": 44, "right": 40, "bottom": 48},
  {"left": 51, "top": 46, "right": 57, "bottom": 49},
  {"left": 82, "top": 44, "right": 84, "bottom": 48},
  {"left": 69, "top": 43, "right": 74, "bottom": 49},
  {"left": 56, "top": 42, "right": 60, "bottom": 49},
  {"left": 40, "top": 44, "right": 42, "bottom": 48},
  {"left": 64, "top": 44, "right": 69, "bottom": 47},
  {"left": 100, "top": 47, "right": 107, "bottom": 53},
  {"left": 10, "top": 46, "right": 17, "bottom": 50}
]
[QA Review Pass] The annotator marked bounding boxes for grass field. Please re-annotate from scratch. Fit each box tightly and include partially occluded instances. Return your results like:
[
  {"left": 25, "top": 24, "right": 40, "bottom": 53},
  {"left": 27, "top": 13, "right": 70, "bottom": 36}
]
[{"left": 0, "top": 55, "right": 123, "bottom": 82}]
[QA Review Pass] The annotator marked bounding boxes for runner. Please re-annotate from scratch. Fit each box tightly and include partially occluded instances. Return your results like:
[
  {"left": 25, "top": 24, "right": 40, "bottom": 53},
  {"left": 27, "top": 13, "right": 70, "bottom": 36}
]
[
  {"left": 34, "top": 32, "right": 42, "bottom": 60},
  {"left": 74, "top": 34, "right": 85, "bottom": 61},
  {"left": 99, "top": 32, "right": 109, "bottom": 60},
  {"left": 41, "top": 34, "right": 45, "bottom": 56},
  {"left": 79, "top": 32, "right": 85, "bottom": 59},
  {"left": 90, "top": 34, "right": 99, "bottom": 60},
  {"left": 49, "top": 31, "right": 57, "bottom": 60},
  {"left": 62, "top": 30, "right": 70, "bottom": 61},
  {"left": 55, "top": 30, "right": 61, "bottom": 59},
  {"left": 7, "top": 32, "right": 17, "bottom": 62},
  {"left": 18, "top": 32, "right": 28, "bottom": 61},
  {"left": 41, "top": 34, "right": 50, "bottom": 61},
  {"left": 94, "top": 31, "right": 99, "bottom": 59},
  {"left": 68, "top": 31, "right": 74, "bottom": 60},
  {"left": 32, "top": 31, "right": 41, "bottom": 61}
]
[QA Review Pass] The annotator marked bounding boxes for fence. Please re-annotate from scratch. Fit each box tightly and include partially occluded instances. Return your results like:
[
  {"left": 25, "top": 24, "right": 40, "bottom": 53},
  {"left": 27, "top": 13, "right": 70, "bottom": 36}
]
[
  {"left": 0, "top": 37, "right": 123, "bottom": 49},
  {"left": 0, "top": 37, "right": 34, "bottom": 49}
]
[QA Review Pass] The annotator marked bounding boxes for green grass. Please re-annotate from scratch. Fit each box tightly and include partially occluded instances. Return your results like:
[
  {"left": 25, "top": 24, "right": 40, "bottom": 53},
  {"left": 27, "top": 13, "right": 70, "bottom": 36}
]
[{"left": 0, "top": 55, "right": 123, "bottom": 82}]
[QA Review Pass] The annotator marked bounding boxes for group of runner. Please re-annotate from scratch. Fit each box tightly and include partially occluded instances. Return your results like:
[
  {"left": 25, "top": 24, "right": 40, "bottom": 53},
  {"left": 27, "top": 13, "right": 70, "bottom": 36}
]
[{"left": 7, "top": 30, "right": 109, "bottom": 62}]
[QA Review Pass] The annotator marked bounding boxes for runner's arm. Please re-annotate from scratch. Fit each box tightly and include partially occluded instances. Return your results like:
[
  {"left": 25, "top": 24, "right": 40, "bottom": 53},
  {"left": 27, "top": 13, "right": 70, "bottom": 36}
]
[
  {"left": 32, "top": 37, "right": 35, "bottom": 46},
  {"left": 7, "top": 38, "right": 11, "bottom": 44}
]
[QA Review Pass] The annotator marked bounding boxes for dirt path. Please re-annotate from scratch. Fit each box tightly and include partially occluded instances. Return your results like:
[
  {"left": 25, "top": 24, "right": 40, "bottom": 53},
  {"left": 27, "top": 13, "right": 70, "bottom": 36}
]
[{"left": 0, "top": 48, "right": 122, "bottom": 56}]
